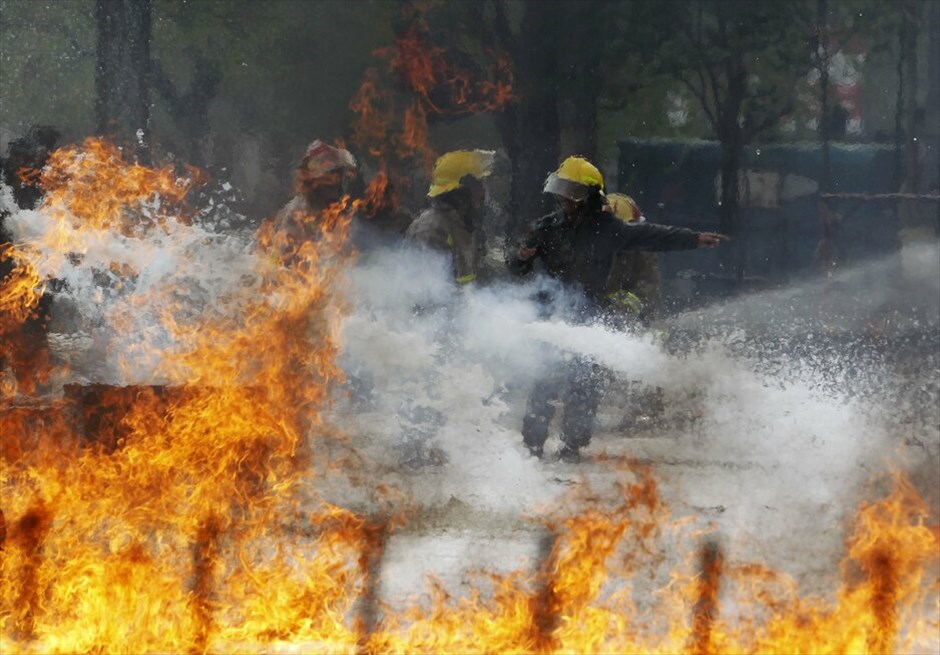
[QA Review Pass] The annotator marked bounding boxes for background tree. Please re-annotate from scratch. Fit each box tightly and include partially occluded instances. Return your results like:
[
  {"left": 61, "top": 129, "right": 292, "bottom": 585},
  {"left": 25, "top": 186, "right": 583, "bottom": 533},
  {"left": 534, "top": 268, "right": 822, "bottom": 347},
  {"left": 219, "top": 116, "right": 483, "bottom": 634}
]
[
  {"left": 555, "top": 0, "right": 604, "bottom": 161},
  {"left": 812, "top": 0, "right": 868, "bottom": 194},
  {"left": 0, "top": 0, "right": 95, "bottom": 141},
  {"left": 2, "top": 0, "right": 933, "bottom": 239},
  {"left": 926, "top": 0, "right": 940, "bottom": 228},
  {"left": 94, "top": 0, "right": 153, "bottom": 159},
  {"left": 597, "top": 0, "right": 707, "bottom": 194},
  {"left": 147, "top": 0, "right": 395, "bottom": 213},
  {"left": 149, "top": 0, "right": 296, "bottom": 170},
  {"left": 645, "top": 0, "right": 815, "bottom": 282},
  {"left": 490, "top": 0, "right": 562, "bottom": 237},
  {"left": 894, "top": 0, "right": 937, "bottom": 238}
]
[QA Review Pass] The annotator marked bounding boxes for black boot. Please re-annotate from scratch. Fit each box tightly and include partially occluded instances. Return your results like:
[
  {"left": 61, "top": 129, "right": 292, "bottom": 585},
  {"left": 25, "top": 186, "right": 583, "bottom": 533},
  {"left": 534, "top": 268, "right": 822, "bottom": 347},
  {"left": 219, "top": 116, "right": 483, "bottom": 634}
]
[
  {"left": 557, "top": 445, "right": 581, "bottom": 464},
  {"left": 525, "top": 443, "right": 544, "bottom": 459}
]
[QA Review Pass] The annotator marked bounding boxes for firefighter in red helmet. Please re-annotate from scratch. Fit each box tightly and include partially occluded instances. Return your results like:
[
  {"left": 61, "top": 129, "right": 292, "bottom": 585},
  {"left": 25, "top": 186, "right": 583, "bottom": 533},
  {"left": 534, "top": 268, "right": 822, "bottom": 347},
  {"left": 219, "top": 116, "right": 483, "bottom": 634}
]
[{"left": 271, "top": 139, "right": 359, "bottom": 242}]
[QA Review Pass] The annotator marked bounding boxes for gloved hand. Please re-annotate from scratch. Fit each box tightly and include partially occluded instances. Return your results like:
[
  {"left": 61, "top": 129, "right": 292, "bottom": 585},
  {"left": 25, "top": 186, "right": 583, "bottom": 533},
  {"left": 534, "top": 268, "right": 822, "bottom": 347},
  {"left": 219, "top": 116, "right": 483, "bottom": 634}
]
[{"left": 606, "top": 290, "right": 645, "bottom": 315}]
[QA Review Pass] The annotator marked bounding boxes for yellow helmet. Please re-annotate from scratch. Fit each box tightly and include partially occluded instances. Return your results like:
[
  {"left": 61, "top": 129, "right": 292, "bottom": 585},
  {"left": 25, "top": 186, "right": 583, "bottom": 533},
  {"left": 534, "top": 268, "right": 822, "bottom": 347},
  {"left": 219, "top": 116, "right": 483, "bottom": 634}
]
[
  {"left": 428, "top": 150, "right": 496, "bottom": 197},
  {"left": 606, "top": 193, "right": 644, "bottom": 223},
  {"left": 543, "top": 156, "right": 605, "bottom": 202}
]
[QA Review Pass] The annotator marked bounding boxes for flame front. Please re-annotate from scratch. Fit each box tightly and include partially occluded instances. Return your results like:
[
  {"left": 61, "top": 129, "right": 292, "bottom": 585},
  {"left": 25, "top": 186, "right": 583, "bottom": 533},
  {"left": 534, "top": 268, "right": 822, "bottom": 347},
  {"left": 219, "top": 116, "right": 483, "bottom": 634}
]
[{"left": 1, "top": 138, "right": 367, "bottom": 653}]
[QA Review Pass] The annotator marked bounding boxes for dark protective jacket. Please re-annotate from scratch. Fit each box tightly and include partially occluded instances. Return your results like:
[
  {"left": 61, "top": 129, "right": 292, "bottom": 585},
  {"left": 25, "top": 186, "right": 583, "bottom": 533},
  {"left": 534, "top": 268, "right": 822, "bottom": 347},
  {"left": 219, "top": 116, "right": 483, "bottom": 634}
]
[{"left": 510, "top": 208, "right": 699, "bottom": 306}]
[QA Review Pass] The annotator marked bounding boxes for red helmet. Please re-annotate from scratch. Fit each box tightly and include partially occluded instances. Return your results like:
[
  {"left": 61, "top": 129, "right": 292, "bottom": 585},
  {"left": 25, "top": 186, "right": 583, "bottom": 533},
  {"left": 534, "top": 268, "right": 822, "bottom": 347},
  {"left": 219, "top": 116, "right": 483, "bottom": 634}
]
[{"left": 300, "top": 140, "right": 357, "bottom": 178}]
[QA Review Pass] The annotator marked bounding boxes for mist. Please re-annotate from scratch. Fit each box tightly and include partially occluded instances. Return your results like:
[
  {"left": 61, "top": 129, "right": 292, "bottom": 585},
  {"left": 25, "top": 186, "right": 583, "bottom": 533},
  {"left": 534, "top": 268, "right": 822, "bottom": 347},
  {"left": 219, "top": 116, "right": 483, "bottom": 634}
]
[{"left": 330, "top": 238, "right": 939, "bottom": 593}]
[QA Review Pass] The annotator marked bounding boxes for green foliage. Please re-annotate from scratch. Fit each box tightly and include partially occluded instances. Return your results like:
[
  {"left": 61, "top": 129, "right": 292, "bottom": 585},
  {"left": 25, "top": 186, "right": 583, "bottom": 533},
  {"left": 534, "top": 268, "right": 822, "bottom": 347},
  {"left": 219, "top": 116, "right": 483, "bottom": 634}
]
[
  {"left": 151, "top": 0, "right": 397, "bottom": 152},
  {"left": 595, "top": 1, "right": 708, "bottom": 168},
  {"left": 0, "top": 0, "right": 96, "bottom": 137},
  {"left": 640, "top": 0, "right": 817, "bottom": 143},
  {"left": 1, "top": 0, "right": 928, "bottom": 193},
  {"left": 0, "top": 0, "right": 397, "bottom": 156}
]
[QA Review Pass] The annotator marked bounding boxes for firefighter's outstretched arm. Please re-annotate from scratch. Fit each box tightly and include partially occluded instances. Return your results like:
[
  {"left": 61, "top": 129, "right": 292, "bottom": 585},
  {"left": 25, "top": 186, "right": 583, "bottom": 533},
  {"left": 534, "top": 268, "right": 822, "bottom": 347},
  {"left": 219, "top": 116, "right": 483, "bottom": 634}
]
[{"left": 615, "top": 220, "right": 728, "bottom": 252}]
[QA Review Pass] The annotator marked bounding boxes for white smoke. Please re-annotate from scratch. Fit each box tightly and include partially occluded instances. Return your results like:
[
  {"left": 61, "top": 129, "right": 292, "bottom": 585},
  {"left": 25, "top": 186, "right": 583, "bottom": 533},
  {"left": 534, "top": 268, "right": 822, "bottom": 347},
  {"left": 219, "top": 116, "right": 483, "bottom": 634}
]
[
  {"left": 2, "top": 186, "right": 259, "bottom": 383},
  {"left": 333, "top": 240, "right": 939, "bottom": 592}
]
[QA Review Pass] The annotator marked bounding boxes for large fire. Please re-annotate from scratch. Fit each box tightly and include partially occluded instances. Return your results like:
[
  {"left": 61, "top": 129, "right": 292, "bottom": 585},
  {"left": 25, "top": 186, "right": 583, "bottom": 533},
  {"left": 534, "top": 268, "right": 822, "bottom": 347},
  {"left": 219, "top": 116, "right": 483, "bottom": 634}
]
[
  {"left": 348, "top": 2, "right": 514, "bottom": 209},
  {"left": 0, "top": 138, "right": 937, "bottom": 654}
]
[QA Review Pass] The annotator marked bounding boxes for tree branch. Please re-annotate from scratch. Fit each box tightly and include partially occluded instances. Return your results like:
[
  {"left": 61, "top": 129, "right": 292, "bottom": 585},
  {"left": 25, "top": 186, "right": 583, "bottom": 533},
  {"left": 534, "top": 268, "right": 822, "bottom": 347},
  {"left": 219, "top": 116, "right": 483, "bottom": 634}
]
[
  {"left": 680, "top": 72, "right": 719, "bottom": 131},
  {"left": 149, "top": 59, "right": 183, "bottom": 117},
  {"left": 490, "top": 0, "right": 516, "bottom": 57},
  {"left": 703, "top": 62, "right": 725, "bottom": 120}
]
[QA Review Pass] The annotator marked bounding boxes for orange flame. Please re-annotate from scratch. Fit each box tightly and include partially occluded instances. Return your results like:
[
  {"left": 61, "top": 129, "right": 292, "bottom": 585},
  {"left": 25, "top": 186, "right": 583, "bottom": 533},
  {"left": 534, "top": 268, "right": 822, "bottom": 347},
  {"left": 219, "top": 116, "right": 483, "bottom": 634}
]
[
  {"left": 349, "top": 67, "right": 395, "bottom": 160},
  {"left": 347, "top": 2, "right": 515, "bottom": 216},
  {"left": 1, "top": 139, "right": 937, "bottom": 654},
  {"left": 39, "top": 137, "right": 199, "bottom": 236},
  {"left": 15, "top": 166, "right": 43, "bottom": 188},
  {"left": 366, "top": 468, "right": 938, "bottom": 655},
  {"left": 0, "top": 139, "right": 368, "bottom": 653},
  {"left": 0, "top": 244, "right": 44, "bottom": 335},
  {"left": 0, "top": 244, "right": 52, "bottom": 396},
  {"left": 389, "top": 20, "right": 514, "bottom": 117}
]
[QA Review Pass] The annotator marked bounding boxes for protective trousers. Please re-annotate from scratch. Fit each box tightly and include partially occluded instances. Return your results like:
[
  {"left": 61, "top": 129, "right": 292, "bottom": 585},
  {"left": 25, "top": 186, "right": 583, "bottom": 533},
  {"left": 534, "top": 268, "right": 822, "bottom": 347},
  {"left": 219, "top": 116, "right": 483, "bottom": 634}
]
[{"left": 522, "top": 357, "right": 605, "bottom": 453}]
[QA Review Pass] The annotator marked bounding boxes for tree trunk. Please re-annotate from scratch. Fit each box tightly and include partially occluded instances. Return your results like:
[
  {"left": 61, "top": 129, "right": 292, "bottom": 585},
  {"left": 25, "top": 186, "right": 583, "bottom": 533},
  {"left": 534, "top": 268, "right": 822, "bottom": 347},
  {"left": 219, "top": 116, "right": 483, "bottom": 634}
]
[
  {"left": 495, "top": 0, "right": 561, "bottom": 238},
  {"left": 817, "top": 0, "right": 831, "bottom": 195},
  {"left": 151, "top": 52, "right": 221, "bottom": 167},
  {"left": 926, "top": 0, "right": 940, "bottom": 191},
  {"left": 95, "top": 0, "right": 153, "bottom": 160},
  {"left": 816, "top": 0, "right": 835, "bottom": 274},
  {"left": 893, "top": 3, "right": 908, "bottom": 195},
  {"left": 927, "top": 0, "right": 940, "bottom": 238},
  {"left": 718, "top": 131, "right": 744, "bottom": 281},
  {"left": 896, "top": 0, "right": 930, "bottom": 241},
  {"left": 717, "top": 53, "right": 746, "bottom": 282},
  {"left": 901, "top": 0, "right": 920, "bottom": 198},
  {"left": 556, "top": 0, "right": 602, "bottom": 161}
]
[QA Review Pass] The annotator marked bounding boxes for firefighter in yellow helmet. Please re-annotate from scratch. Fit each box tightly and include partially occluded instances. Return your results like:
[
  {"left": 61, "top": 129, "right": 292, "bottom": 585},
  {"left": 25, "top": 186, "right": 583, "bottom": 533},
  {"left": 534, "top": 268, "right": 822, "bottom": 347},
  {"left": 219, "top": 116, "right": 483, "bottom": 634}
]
[
  {"left": 604, "top": 193, "right": 662, "bottom": 323},
  {"left": 605, "top": 193, "right": 667, "bottom": 432},
  {"left": 406, "top": 150, "right": 495, "bottom": 285},
  {"left": 511, "top": 156, "right": 727, "bottom": 462}
]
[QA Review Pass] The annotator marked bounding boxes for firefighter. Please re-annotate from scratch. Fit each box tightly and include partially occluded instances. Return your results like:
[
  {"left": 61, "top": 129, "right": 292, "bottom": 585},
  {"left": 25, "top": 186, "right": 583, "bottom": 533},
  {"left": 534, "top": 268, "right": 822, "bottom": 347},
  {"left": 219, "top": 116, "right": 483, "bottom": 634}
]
[
  {"left": 604, "top": 192, "right": 662, "bottom": 325},
  {"left": 510, "top": 156, "right": 726, "bottom": 462},
  {"left": 271, "top": 139, "right": 359, "bottom": 242},
  {"left": 406, "top": 149, "right": 495, "bottom": 285},
  {"left": 605, "top": 192, "right": 666, "bottom": 431},
  {"left": 396, "top": 150, "right": 493, "bottom": 469}
]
